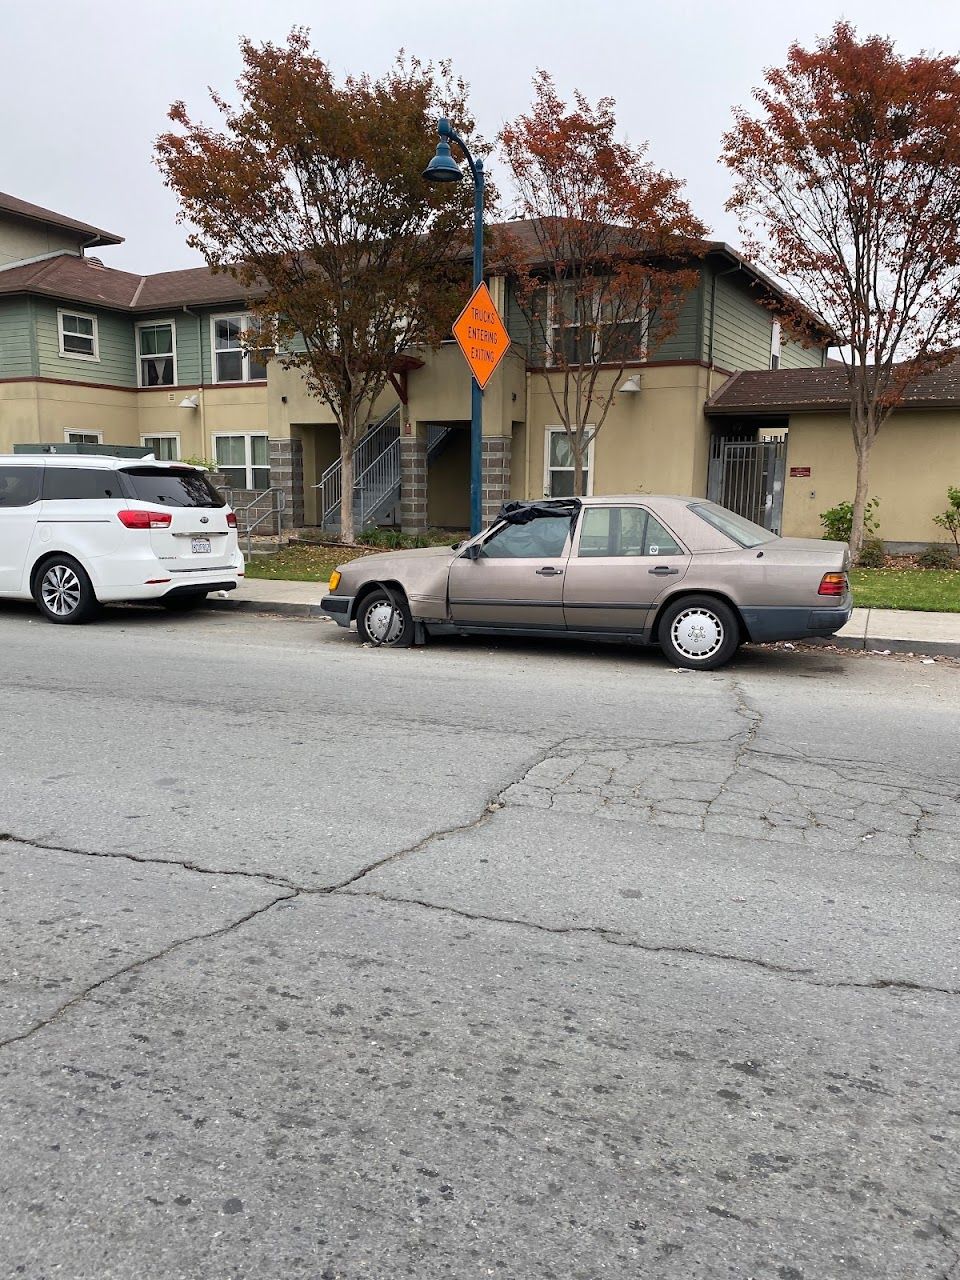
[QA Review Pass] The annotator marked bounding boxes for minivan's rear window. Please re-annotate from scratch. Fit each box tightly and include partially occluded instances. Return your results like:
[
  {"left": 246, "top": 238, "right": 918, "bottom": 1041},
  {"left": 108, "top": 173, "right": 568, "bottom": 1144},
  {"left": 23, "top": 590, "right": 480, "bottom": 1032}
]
[
  {"left": 119, "top": 467, "right": 225, "bottom": 508},
  {"left": 42, "top": 468, "right": 125, "bottom": 501}
]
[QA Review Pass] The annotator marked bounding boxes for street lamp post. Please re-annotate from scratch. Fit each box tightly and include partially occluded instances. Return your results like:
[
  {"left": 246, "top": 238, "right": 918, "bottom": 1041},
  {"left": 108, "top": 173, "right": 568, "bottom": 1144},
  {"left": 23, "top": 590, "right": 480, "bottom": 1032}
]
[{"left": 423, "top": 118, "right": 485, "bottom": 536}]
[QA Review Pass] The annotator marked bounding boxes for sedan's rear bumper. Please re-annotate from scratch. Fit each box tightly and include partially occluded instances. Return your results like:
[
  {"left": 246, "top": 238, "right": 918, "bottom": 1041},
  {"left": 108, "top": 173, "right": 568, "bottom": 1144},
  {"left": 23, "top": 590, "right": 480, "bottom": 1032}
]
[
  {"left": 741, "top": 603, "right": 853, "bottom": 644},
  {"left": 321, "top": 594, "right": 355, "bottom": 629}
]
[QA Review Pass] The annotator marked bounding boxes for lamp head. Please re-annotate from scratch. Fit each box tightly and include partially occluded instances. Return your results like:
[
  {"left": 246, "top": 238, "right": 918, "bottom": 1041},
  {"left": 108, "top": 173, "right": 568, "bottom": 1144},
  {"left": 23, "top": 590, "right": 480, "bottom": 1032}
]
[{"left": 423, "top": 138, "right": 464, "bottom": 184}]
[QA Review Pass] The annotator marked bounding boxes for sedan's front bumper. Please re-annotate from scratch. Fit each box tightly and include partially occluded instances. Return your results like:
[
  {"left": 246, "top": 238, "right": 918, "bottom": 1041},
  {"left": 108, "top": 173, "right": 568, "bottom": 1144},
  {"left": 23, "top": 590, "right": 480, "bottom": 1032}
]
[{"left": 321, "top": 594, "right": 355, "bottom": 629}]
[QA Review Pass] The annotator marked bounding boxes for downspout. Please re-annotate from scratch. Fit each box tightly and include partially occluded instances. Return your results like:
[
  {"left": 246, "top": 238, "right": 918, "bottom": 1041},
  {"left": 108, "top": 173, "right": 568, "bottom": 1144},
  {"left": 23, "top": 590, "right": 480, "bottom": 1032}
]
[{"left": 181, "top": 305, "right": 206, "bottom": 459}]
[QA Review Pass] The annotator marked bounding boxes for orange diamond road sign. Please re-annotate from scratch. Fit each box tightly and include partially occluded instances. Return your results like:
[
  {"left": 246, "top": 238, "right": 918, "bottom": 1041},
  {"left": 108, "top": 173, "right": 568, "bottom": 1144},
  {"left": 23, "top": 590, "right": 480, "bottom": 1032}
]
[{"left": 452, "top": 282, "right": 511, "bottom": 390}]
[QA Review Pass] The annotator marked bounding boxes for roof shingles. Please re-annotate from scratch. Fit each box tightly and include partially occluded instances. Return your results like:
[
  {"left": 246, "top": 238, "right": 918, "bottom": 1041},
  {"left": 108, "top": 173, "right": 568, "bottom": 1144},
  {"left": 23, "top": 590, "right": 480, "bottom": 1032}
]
[{"left": 705, "top": 363, "right": 960, "bottom": 414}]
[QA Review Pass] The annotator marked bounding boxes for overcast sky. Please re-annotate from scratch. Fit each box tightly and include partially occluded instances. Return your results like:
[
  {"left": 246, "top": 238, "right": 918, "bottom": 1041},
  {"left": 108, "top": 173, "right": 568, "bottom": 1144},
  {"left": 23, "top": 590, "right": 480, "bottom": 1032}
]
[{"left": 4, "top": 0, "right": 960, "bottom": 274}]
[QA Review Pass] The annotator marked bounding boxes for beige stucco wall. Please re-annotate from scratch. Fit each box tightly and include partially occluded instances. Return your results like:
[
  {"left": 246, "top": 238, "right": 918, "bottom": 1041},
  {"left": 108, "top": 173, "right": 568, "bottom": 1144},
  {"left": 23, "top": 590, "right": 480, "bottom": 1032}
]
[
  {"left": 780, "top": 411, "right": 960, "bottom": 544},
  {"left": 521, "top": 364, "right": 713, "bottom": 500}
]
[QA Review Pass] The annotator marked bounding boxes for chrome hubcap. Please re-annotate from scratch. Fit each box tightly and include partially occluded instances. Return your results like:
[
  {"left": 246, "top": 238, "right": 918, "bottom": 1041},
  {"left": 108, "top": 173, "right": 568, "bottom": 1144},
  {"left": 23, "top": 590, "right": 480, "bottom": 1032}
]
[
  {"left": 365, "top": 600, "right": 404, "bottom": 644},
  {"left": 671, "top": 607, "right": 723, "bottom": 659},
  {"left": 41, "top": 565, "right": 81, "bottom": 617}
]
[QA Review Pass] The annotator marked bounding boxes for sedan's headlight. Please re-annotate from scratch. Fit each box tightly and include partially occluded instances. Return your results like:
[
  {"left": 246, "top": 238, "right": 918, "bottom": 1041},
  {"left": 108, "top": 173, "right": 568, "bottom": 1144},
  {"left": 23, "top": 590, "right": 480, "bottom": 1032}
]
[{"left": 329, "top": 569, "right": 342, "bottom": 593}]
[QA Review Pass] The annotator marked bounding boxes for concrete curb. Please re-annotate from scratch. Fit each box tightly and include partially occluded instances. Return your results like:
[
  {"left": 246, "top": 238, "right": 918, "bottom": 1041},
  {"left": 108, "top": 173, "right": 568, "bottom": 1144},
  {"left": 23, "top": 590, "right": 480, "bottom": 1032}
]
[{"left": 210, "top": 598, "right": 328, "bottom": 619}]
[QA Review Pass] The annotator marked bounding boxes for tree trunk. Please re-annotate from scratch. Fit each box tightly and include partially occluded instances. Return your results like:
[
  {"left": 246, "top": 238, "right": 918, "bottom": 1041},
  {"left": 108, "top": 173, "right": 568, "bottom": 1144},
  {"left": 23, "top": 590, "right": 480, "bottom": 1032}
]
[
  {"left": 848, "top": 407, "right": 873, "bottom": 563},
  {"left": 572, "top": 439, "right": 585, "bottom": 498},
  {"left": 340, "top": 433, "right": 356, "bottom": 545}
]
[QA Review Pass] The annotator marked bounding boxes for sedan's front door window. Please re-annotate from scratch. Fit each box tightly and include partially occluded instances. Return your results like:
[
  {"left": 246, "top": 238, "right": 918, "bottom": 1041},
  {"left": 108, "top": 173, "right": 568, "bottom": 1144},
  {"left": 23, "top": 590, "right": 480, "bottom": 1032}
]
[{"left": 480, "top": 516, "right": 571, "bottom": 559}]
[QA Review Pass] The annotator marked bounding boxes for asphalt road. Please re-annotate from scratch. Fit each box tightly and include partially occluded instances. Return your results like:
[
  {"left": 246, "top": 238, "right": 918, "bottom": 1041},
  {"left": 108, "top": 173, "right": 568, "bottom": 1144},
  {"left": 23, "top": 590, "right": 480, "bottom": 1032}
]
[{"left": 0, "top": 602, "right": 958, "bottom": 1280}]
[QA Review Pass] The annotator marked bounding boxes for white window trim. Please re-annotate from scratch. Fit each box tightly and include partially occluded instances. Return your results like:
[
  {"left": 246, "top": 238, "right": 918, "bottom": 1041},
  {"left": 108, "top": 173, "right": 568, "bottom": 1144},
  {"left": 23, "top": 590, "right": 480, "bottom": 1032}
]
[
  {"left": 770, "top": 319, "right": 782, "bottom": 370},
  {"left": 210, "top": 312, "right": 268, "bottom": 384},
  {"left": 211, "top": 432, "right": 270, "bottom": 490},
  {"left": 64, "top": 429, "right": 103, "bottom": 444},
  {"left": 135, "top": 318, "right": 178, "bottom": 389},
  {"left": 547, "top": 283, "right": 649, "bottom": 366},
  {"left": 140, "top": 432, "right": 181, "bottom": 460},
  {"left": 544, "top": 426, "right": 595, "bottom": 498},
  {"left": 57, "top": 308, "right": 100, "bottom": 362}
]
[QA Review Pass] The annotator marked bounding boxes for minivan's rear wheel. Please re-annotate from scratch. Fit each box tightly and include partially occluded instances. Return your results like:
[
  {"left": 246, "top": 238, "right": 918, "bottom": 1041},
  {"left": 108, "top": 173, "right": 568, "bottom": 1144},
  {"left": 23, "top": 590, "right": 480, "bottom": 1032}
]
[
  {"left": 658, "top": 595, "right": 739, "bottom": 671},
  {"left": 33, "top": 556, "right": 99, "bottom": 625},
  {"left": 357, "top": 588, "right": 413, "bottom": 648},
  {"left": 161, "top": 594, "right": 207, "bottom": 612}
]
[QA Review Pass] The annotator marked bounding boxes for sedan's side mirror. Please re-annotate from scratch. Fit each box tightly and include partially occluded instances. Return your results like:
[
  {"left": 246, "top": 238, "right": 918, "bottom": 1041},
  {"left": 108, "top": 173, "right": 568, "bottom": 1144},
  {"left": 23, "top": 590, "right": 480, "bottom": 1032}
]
[{"left": 465, "top": 542, "right": 483, "bottom": 561}]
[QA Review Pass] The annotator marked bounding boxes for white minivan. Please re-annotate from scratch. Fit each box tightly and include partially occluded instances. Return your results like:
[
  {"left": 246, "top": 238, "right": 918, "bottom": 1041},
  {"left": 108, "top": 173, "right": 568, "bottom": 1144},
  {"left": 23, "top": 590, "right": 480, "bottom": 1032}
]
[{"left": 0, "top": 454, "right": 244, "bottom": 623}]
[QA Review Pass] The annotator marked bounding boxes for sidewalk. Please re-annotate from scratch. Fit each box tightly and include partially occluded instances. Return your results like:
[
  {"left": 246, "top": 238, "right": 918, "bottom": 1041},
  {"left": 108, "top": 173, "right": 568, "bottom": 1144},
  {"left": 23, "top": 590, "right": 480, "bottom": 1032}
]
[{"left": 216, "top": 580, "right": 960, "bottom": 658}]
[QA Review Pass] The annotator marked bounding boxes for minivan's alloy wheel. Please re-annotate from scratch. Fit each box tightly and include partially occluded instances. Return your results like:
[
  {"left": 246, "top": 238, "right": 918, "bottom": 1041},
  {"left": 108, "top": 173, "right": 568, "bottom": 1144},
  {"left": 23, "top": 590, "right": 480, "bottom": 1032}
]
[
  {"left": 33, "top": 557, "right": 99, "bottom": 625},
  {"left": 659, "top": 595, "right": 740, "bottom": 670},
  {"left": 357, "top": 588, "right": 414, "bottom": 648}
]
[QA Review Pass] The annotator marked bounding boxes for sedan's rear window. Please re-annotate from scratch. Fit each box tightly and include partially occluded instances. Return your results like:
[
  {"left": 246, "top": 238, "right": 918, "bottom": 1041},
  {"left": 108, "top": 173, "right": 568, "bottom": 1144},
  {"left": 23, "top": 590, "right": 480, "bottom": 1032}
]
[
  {"left": 689, "top": 504, "right": 777, "bottom": 548},
  {"left": 120, "top": 467, "right": 225, "bottom": 508}
]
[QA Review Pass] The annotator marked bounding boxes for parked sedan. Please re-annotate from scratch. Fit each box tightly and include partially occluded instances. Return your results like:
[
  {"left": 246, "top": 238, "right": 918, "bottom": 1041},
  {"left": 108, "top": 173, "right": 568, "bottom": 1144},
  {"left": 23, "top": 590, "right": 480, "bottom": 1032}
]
[{"left": 321, "top": 496, "right": 852, "bottom": 670}]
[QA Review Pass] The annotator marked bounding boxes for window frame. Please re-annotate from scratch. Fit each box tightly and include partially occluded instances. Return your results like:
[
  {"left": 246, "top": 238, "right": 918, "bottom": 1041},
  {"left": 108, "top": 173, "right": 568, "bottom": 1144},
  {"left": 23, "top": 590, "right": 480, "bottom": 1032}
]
[
  {"left": 210, "top": 312, "right": 269, "bottom": 384},
  {"left": 140, "top": 433, "right": 181, "bottom": 461},
  {"left": 211, "top": 432, "right": 270, "bottom": 491},
  {"left": 135, "top": 319, "right": 178, "bottom": 388},
  {"left": 770, "top": 320, "right": 782, "bottom": 370},
  {"left": 547, "top": 282, "right": 649, "bottom": 367},
  {"left": 574, "top": 503, "right": 687, "bottom": 559},
  {"left": 544, "top": 426, "right": 595, "bottom": 498},
  {"left": 57, "top": 309, "right": 100, "bottom": 362},
  {"left": 64, "top": 429, "right": 103, "bottom": 445}
]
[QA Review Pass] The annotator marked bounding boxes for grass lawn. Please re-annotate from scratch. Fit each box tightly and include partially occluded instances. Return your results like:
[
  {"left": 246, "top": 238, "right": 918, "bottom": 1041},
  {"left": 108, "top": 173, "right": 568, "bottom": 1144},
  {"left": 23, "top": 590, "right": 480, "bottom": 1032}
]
[
  {"left": 248, "top": 542, "right": 960, "bottom": 612},
  {"left": 850, "top": 568, "right": 960, "bottom": 612},
  {"left": 244, "top": 543, "right": 372, "bottom": 583}
]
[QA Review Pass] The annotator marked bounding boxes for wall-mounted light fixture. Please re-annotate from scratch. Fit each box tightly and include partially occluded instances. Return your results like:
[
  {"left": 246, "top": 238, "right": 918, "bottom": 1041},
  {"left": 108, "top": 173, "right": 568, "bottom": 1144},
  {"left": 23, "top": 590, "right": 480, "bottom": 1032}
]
[
  {"left": 618, "top": 375, "right": 643, "bottom": 394},
  {"left": 178, "top": 394, "right": 199, "bottom": 409}
]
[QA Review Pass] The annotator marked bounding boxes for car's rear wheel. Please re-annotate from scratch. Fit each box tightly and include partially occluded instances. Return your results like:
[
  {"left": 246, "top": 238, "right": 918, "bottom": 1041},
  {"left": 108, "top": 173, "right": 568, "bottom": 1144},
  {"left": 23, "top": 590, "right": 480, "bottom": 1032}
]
[
  {"left": 33, "top": 556, "right": 99, "bottom": 625},
  {"left": 161, "top": 594, "right": 207, "bottom": 612},
  {"left": 357, "top": 587, "right": 413, "bottom": 648},
  {"left": 658, "top": 595, "right": 740, "bottom": 671}
]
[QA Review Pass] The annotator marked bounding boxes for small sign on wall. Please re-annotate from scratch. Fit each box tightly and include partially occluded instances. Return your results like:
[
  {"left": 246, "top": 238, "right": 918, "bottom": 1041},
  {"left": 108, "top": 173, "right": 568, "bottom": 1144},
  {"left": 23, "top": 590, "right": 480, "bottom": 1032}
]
[{"left": 789, "top": 466, "right": 811, "bottom": 478}]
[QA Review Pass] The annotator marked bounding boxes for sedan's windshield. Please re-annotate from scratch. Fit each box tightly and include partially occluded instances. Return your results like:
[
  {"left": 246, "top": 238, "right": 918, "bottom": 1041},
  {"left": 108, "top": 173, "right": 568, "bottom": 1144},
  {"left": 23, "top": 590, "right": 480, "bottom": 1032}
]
[{"left": 689, "top": 503, "right": 778, "bottom": 548}]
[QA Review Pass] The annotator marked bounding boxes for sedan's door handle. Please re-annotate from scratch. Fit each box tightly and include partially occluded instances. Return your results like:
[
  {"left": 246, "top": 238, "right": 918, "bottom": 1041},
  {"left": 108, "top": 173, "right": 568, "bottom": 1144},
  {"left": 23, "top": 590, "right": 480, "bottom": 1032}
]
[
  {"left": 648, "top": 565, "right": 679, "bottom": 575},
  {"left": 535, "top": 566, "right": 563, "bottom": 576}
]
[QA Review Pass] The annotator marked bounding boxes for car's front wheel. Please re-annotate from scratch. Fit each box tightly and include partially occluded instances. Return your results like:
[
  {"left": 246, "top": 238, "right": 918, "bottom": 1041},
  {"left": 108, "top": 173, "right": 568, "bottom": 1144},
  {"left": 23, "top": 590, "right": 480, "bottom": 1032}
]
[
  {"left": 356, "top": 587, "right": 413, "bottom": 648},
  {"left": 33, "top": 556, "right": 99, "bottom": 625},
  {"left": 658, "top": 595, "right": 740, "bottom": 670}
]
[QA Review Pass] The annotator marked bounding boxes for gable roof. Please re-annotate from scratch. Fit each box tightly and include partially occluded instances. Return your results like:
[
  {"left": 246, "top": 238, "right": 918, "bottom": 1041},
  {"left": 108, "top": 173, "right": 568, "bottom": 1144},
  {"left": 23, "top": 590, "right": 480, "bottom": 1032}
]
[
  {"left": 0, "top": 253, "right": 252, "bottom": 311},
  {"left": 0, "top": 192, "right": 123, "bottom": 247},
  {"left": 705, "top": 362, "right": 960, "bottom": 415}
]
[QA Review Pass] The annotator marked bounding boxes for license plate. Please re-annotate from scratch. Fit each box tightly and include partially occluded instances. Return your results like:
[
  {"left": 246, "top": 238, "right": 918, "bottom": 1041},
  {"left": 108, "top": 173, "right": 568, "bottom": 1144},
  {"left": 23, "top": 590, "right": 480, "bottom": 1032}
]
[{"left": 191, "top": 537, "right": 212, "bottom": 555}]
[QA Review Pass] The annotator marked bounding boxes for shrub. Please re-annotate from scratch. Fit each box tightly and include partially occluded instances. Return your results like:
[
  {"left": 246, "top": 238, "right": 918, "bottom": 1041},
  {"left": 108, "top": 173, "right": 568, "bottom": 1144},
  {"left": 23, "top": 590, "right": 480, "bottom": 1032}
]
[
  {"left": 857, "top": 537, "right": 886, "bottom": 567},
  {"left": 917, "top": 544, "right": 957, "bottom": 570},
  {"left": 820, "top": 497, "right": 880, "bottom": 542},
  {"left": 357, "top": 528, "right": 429, "bottom": 550},
  {"left": 932, "top": 486, "right": 960, "bottom": 556}
]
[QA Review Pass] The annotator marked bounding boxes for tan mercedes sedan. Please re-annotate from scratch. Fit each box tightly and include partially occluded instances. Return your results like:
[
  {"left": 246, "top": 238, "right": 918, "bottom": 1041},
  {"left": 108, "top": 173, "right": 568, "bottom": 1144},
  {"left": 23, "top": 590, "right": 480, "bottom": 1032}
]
[{"left": 321, "top": 496, "right": 852, "bottom": 670}]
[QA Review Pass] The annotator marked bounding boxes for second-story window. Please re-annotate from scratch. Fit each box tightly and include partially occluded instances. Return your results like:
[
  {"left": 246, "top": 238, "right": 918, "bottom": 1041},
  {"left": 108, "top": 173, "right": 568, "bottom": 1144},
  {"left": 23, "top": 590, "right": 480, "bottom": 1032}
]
[
  {"left": 58, "top": 310, "right": 99, "bottom": 361},
  {"left": 137, "top": 321, "right": 176, "bottom": 387},
  {"left": 770, "top": 320, "right": 782, "bottom": 370},
  {"left": 548, "top": 283, "right": 647, "bottom": 365},
  {"left": 213, "top": 314, "right": 269, "bottom": 383}
]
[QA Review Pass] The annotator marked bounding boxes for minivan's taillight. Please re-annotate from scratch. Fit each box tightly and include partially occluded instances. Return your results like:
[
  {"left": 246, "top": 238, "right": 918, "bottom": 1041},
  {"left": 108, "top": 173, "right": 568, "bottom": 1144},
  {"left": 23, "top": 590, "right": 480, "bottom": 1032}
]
[
  {"left": 117, "top": 509, "right": 172, "bottom": 529},
  {"left": 226, "top": 512, "right": 237, "bottom": 528},
  {"left": 818, "top": 572, "right": 848, "bottom": 596}
]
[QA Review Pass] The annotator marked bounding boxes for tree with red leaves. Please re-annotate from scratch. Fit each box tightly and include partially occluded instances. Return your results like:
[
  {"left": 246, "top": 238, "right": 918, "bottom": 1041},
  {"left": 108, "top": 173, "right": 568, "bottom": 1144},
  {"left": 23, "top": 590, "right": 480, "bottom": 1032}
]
[
  {"left": 723, "top": 22, "right": 960, "bottom": 560},
  {"left": 156, "top": 30, "right": 478, "bottom": 542},
  {"left": 497, "top": 73, "right": 706, "bottom": 498}
]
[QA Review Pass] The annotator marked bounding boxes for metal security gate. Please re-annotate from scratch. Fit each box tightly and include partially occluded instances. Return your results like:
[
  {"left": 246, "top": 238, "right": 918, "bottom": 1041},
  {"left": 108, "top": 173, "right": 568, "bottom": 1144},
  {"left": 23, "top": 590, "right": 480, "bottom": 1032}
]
[{"left": 707, "top": 434, "right": 787, "bottom": 534}]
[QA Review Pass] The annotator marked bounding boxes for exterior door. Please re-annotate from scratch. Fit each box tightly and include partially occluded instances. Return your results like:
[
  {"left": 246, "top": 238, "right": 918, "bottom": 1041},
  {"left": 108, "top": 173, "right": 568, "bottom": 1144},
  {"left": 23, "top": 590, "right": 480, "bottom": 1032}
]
[
  {"left": 562, "top": 504, "right": 690, "bottom": 633},
  {"left": 707, "top": 434, "right": 787, "bottom": 535},
  {"left": 448, "top": 513, "right": 574, "bottom": 629},
  {"left": 0, "top": 465, "right": 42, "bottom": 592}
]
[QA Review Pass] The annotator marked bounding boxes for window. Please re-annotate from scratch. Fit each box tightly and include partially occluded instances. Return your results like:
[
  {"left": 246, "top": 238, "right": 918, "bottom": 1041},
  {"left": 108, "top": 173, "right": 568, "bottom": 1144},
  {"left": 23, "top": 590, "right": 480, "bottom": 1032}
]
[
  {"left": 141, "top": 434, "right": 180, "bottom": 461},
  {"left": 120, "top": 467, "right": 225, "bottom": 509},
  {"left": 65, "top": 431, "right": 103, "bottom": 445},
  {"left": 213, "top": 434, "right": 270, "bottom": 491},
  {"left": 545, "top": 428, "right": 594, "bottom": 498},
  {"left": 770, "top": 320, "right": 782, "bottom": 370},
  {"left": 548, "top": 282, "right": 648, "bottom": 365},
  {"left": 212, "top": 314, "right": 269, "bottom": 383},
  {"left": 578, "top": 506, "right": 684, "bottom": 557},
  {"left": 480, "top": 516, "right": 572, "bottom": 560},
  {"left": 42, "top": 468, "right": 124, "bottom": 500},
  {"left": 0, "top": 466, "right": 41, "bottom": 508},
  {"left": 690, "top": 503, "right": 777, "bottom": 548},
  {"left": 58, "top": 310, "right": 99, "bottom": 360},
  {"left": 137, "top": 321, "right": 177, "bottom": 387}
]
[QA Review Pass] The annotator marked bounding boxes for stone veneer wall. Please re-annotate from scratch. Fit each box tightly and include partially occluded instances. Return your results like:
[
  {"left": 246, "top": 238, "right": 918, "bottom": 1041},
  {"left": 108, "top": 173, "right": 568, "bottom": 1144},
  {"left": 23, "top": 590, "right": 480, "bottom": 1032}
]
[
  {"left": 481, "top": 437, "right": 511, "bottom": 528},
  {"left": 269, "top": 437, "right": 304, "bottom": 530},
  {"left": 399, "top": 434, "right": 428, "bottom": 535}
]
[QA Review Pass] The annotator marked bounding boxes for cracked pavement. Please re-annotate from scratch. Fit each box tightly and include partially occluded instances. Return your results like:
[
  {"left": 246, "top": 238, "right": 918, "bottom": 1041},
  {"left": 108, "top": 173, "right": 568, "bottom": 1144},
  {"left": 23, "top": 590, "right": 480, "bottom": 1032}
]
[{"left": 0, "top": 605, "right": 958, "bottom": 1279}]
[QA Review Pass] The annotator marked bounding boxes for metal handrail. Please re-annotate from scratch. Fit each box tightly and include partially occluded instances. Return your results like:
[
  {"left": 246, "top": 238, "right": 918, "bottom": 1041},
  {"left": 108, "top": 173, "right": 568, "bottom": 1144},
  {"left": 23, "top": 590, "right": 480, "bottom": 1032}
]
[
  {"left": 357, "top": 438, "right": 401, "bottom": 525},
  {"left": 316, "top": 405, "right": 402, "bottom": 522},
  {"left": 231, "top": 487, "right": 287, "bottom": 556}
]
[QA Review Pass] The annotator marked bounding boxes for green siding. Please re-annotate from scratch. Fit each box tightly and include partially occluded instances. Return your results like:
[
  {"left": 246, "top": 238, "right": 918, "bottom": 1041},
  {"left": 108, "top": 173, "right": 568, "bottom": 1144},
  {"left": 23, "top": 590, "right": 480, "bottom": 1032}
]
[
  {"left": 0, "top": 298, "right": 38, "bottom": 377},
  {"left": 35, "top": 300, "right": 136, "bottom": 386},
  {"left": 648, "top": 280, "right": 702, "bottom": 363},
  {"left": 704, "top": 265, "right": 825, "bottom": 370},
  {"left": 780, "top": 335, "right": 826, "bottom": 369}
]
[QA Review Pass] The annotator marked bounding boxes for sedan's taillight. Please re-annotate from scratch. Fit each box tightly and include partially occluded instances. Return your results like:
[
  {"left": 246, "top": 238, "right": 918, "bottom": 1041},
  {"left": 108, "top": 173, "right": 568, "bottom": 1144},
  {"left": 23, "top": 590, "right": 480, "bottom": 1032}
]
[
  {"left": 818, "top": 572, "right": 848, "bottom": 596},
  {"left": 117, "top": 509, "right": 172, "bottom": 529},
  {"left": 226, "top": 511, "right": 237, "bottom": 528}
]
